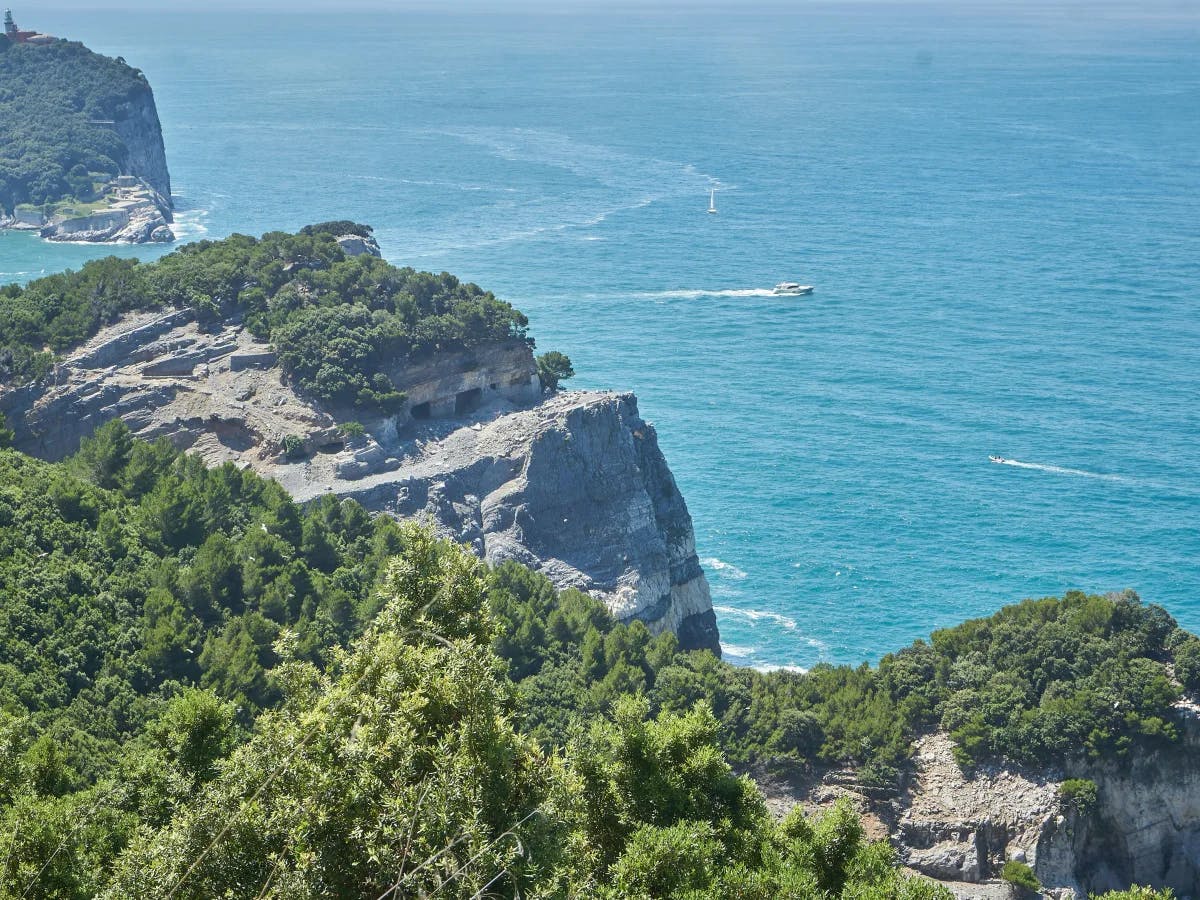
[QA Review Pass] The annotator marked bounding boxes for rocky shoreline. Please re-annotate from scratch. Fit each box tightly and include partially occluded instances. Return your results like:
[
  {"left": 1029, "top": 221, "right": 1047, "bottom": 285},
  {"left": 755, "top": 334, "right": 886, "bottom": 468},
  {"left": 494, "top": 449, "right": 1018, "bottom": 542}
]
[{"left": 0, "top": 176, "right": 173, "bottom": 244}]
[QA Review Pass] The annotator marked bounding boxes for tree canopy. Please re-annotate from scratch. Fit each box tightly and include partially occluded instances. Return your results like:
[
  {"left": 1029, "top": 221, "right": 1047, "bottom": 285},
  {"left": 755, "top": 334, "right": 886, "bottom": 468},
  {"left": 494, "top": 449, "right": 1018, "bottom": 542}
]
[
  {"left": 0, "top": 225, "right": 533, "bottom": 411},
  {"left": 0, "top": 429, "right": 1193, "bottom": 895}
]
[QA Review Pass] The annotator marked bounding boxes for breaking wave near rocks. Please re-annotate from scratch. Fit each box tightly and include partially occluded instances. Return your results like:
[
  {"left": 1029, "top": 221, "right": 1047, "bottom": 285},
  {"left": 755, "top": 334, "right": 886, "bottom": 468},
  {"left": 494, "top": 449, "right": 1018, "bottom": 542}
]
[
  {"left": 702, "top": 557, "right": 748, "bottom": 579},
  {"left": 713, "top": 605, "right": 797, "bottom": 630}
]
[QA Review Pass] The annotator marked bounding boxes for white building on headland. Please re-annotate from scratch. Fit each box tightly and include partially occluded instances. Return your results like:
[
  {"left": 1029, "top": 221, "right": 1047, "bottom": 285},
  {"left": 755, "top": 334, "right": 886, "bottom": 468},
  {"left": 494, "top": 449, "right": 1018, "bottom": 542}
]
[{"left": 4, "top": 9, "right": 56, "bottom": 45}]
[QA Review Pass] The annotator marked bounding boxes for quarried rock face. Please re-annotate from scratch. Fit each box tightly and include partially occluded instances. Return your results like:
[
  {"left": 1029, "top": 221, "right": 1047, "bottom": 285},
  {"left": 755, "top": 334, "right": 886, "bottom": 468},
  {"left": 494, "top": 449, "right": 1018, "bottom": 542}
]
[
  {"left": 313, "top": 392, "right": 719, "bottom": 652},
  {"left": 891, "top": 717, "right": 1200, "bottom": 898},
  {"left": 0, "top": 311, "right": 719, "bottom": 653}
]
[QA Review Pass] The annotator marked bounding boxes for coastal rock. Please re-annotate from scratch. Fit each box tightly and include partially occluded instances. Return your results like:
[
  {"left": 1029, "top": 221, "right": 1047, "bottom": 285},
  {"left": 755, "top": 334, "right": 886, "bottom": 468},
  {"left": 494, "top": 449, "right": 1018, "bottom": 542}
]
[
  {"left": 308, "top": 391, "right": 719, "bottom": 649},
  {"left": 757, "top": 715, "right": 1200, "bottom": 898},
  {"left": 0, "top": 311, "right": 719, "bottom": 652},
  {"left": 336, "top": 233, "right": 382, "bottom": 257},
  {"left": 40, "top": 181, "right": 174, "bottom": 243},
  {"left": 111, "top": 86, "right": 172, "bottom": 202}
]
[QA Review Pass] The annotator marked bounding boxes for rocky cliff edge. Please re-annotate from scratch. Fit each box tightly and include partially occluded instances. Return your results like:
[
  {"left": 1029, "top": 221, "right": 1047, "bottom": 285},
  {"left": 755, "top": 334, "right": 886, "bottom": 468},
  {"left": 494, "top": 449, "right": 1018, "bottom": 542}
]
[
  {"left": 758, "top": 704, "right": 1200, "bottom": 899},
  {"left": 0, "top": 306, "right": 720, "bottom": 653}
]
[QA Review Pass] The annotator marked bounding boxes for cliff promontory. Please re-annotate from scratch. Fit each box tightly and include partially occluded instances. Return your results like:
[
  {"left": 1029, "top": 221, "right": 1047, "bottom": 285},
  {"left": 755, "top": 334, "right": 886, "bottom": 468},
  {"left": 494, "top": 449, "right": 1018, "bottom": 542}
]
[
  {"left": 0, "top": 22, "right": 173, "bottom": 242},
  {"left": 0, "top": 225, "right": 719, "bottom": 651}
]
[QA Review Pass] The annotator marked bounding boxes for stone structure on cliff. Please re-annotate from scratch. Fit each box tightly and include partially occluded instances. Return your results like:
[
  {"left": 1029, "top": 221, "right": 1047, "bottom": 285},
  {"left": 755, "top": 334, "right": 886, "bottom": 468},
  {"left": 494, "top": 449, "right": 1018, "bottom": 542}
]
[
  {"left": 0, "top": 295, "right": 720, "bottom": 653},
  {"left": 6, "top": 176, "right": 174, "bottom": 243}
]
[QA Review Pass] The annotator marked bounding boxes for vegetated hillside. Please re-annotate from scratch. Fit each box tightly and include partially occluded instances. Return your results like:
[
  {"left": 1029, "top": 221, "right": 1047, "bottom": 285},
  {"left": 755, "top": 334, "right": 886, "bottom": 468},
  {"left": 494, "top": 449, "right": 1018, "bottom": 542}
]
[
  {"left": 0, "top": 424, "right": 1193, "bottom": 897},
  {"left": 0, "top": 428, "right": 943, "bottom": 898},
  {"left": 0, "top": 37, "right": 170, "bottom": 213},
  {"left": 0, "top": 223, "right": 532, "bottom": 410}
]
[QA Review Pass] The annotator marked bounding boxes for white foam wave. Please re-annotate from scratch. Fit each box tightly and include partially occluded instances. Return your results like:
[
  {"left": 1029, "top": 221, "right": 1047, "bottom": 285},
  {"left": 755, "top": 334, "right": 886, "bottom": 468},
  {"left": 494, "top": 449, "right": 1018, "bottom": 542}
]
[
  {"left": 719, "top": 642, "right": 756, "bottom": 660},
  {"left": 752, "top": 663, "right": 808, "bottom": 674},
  {"left": 713, "top": 605, "right": 797, "bottom": 630},
  {"left": 702, "top": 557, "right": 747, "bottom": 579},
  {"left": 170, "top": 207, "right": 210, "bottom": 240},
  {"left": 995, "top": 458, "right": 1126, "bottom": 482}
]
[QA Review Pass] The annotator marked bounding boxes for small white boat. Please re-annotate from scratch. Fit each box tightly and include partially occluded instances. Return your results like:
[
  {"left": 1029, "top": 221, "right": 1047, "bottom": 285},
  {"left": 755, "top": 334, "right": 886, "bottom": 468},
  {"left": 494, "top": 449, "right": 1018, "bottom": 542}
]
[
  {"left": 707, "top": 188, "right": 717, "bottom": 214},
  {"left": 773, "top": 282, "right": 814, "bottom": 296},
  {"left": 989, "top": 455, "right": 1006, "bottom": 464}
]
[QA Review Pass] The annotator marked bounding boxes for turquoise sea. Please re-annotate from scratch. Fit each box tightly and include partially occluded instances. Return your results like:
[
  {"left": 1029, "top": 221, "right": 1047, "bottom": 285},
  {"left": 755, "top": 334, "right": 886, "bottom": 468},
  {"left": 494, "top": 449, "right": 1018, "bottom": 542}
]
[{"left": 4, "top": 4, "right": 1198, "bottom": 669}]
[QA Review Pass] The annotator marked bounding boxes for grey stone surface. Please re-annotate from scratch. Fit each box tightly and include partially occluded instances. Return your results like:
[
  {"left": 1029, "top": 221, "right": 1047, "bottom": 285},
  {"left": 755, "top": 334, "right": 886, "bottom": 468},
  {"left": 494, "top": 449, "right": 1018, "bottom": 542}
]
[
  {"left": 0, "top": 310, "right": 719, "bottom": 652},
  {"left": 335, "top": 234, "right": 382, "bottom": 257}
]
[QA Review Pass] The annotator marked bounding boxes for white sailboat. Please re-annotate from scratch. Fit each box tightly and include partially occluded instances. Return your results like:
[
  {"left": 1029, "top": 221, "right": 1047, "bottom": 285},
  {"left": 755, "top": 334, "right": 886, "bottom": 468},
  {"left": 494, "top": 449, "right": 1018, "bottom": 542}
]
[{"left": 707, "top": 188, "right": 717, "bottom": 214}]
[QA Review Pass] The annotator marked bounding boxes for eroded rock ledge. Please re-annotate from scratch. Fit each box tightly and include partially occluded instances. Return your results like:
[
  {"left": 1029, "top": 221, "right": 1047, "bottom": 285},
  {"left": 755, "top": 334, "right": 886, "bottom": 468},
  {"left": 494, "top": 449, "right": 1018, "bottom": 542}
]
[
  {"left": 758, "top": 705, "right": 1200, "bottom": 899},
  {"left": 0, "top": 307, "right": 719, "bottom": 652}
]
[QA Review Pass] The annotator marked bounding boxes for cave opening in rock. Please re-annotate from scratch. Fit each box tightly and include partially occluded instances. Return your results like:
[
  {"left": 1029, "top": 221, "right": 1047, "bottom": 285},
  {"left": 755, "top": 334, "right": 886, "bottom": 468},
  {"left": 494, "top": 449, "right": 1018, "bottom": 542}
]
[
  {"left": 455, "top": 387, "right": 482, "bottom": 415},
  {"left": 410, "top": 401, "right": 431, "bottom": 420}
]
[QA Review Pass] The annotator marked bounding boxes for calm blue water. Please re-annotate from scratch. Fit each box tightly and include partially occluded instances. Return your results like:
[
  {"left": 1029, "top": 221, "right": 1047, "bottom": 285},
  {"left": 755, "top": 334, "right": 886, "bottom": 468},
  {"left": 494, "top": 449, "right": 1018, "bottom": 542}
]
[{"left": 5, "top": 5, "right": 1199, "bottom": 669}]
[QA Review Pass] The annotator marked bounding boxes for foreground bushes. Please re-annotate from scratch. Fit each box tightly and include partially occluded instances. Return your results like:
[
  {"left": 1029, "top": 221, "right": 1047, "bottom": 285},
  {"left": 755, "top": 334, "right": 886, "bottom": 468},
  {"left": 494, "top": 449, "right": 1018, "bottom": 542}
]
[{"left": 0, "top": 429, "right": 1194, "bottom": 894}]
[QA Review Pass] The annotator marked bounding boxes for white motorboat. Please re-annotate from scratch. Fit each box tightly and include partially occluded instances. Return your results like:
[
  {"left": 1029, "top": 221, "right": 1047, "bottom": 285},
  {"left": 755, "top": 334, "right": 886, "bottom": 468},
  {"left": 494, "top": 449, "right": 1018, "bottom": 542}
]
[
  {"left": 773, "top": 282, "right": 814, "bottom": 296},
  {"left": 989, "top": 455, "right": 1006, "bottom": 464}
]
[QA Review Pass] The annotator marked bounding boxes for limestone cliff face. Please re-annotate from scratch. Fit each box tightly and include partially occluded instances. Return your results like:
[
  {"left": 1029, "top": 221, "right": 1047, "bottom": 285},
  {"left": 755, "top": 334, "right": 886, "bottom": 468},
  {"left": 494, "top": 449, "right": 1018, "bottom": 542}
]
[
  {"left": 758, "top": 713, "right": 1200, "bottom": 899},
  {"left": 0, "top": 309, "right": 720, "bottom": 653},
  {"left": 1047, "top": 706, "right": 1200, "bottom": 896},
  {"left": 319, "top": 392, "right": 720, "bottom": 651},
  {"left": 903, "top": 715, "right": 1200, "bottom": 898},
  {"left": 113, "top": 85, "right": 172, "bottom": 210}
]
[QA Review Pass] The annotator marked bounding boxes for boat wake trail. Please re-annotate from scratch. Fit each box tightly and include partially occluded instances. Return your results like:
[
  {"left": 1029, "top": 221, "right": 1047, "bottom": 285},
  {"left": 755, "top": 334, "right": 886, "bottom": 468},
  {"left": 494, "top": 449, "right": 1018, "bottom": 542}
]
[
  {"left": 997, "top": 458, "right": 1126, "bottom": 482},
  {"left": 636, "top": 288, "right": 778, "bottom": 300}
]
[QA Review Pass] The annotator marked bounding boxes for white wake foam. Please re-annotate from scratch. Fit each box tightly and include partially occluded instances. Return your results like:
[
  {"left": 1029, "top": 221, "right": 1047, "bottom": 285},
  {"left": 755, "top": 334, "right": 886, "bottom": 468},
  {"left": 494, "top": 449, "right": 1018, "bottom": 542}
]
[
  {"left": 170, "top": 206, "right": 210, "bottom": 240},
  {"left": 719, "top": 642, "right": 757, "bottom": 659},
  {"left": 995, "top": 458, "right": 1126, "bottom": 482},
  {"left": 636, "top": 288, "right": 778, "bottom": 300}
]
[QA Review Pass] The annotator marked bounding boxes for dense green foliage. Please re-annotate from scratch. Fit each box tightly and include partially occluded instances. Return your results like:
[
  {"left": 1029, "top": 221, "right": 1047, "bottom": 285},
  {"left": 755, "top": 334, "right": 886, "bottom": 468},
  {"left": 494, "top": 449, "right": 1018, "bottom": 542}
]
[
  {"left": 0, "top": 428, "right": 1194, "bottom": 895},
  {"left": 0, "top": 439, "right": 948, "bottom": 897},
  {"left": 1001, "top": 860, "right": 1041, "bottom": 891},
  {"left": 0, "top": 421, "right": 405, "bottom": 781},
  {"left": 489, "top": 566, "right": 1192, "bottom": 779},
  {"left": 0, "top": 40, "right": 153, "bottom": 213},
  {"left": 0, "top": 225, "right": 532, "bottom": 411}
]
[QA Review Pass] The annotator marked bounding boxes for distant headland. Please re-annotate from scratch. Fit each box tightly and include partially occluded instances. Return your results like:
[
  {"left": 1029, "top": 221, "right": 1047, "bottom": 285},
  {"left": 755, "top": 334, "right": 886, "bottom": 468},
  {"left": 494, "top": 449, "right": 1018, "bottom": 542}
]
[{"left": 0, "top": 10, "right": 174, "bottom": 243}]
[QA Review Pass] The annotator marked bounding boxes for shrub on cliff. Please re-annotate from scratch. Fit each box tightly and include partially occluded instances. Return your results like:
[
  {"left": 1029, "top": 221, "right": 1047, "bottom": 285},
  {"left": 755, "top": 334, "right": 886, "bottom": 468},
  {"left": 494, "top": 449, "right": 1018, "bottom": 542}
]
[
  {"left": 537, "top": 350, "right": 575, "bottom": 392},
  {"left": 299, "top": 220, "right": 372, "bottom": 238},
  {"left": 1001, "top": 859, "right": 1041, "bottom": 891},
  {"left": 1095, "top": 888, "right": 1176, "bottom": 900},
  {"left": 1059, "top": 778, "right": 1099, "bottom": 817}
]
